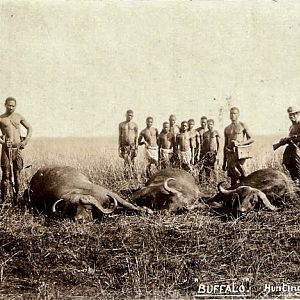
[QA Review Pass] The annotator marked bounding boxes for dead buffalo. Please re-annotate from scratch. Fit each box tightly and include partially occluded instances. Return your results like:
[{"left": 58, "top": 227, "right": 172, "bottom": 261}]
[
  {"left": 209, "top": 168, "right": 296, "bottom": 216},
  {"left": 131, "top": 168, "right": 204, "bottom": 212},
  {"left": 25, "top": 166, "right": 148, "bottom": 220}
]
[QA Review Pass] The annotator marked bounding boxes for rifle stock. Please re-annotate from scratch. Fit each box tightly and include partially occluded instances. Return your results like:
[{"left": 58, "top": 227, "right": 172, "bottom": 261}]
[
  {"left": 273, "top": 135, "right": 300, "bottom": 151},
  {"left": 272, "top": 142, "right": 282, "bottom": 151}
]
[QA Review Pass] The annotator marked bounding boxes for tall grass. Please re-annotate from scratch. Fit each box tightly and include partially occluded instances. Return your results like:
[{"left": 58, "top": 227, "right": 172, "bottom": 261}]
[{"left": 0, "top": 136, "right": 298, "bottom": 299}]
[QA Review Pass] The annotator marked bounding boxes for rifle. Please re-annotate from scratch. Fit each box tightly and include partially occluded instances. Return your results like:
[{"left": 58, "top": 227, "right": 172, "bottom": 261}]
[{"left": 273, "top": 135, "right": 300, "bottom": 151}]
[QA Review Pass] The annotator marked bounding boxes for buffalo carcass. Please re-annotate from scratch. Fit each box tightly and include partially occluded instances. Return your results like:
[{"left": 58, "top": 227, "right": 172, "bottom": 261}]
[
  {"left": 131, "top": 168, "right": 205, "bottom": 212},
  {"left": 25, "top": 166, "right": 149, "bottom": 221},
  {"left": 209, "top": 168, "right": 295, "bottom": 216}
]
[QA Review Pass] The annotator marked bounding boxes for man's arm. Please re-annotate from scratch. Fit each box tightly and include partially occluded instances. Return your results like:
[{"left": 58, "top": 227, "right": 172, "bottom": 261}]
[
  {"left": 216, "top": 131, "right": 220, "bottom": 154},
  {"left": 20, "top": 117, "right": 32, "bottom": 147},
  {"left": 238, "top": 123, "right": 254, "bottom": 146},
  {"left": 134, "top": 123, "right": 138, "bottom": 149},
  {"left": 0, "top": 122, "right": 5, "bottom": 145},
  {"left": 289, "top": 123, "right": 300, "bottom": 143},
  {"left": 195, "top": 131, "right": 200, "bottom": 148},
  {"left": 155, "top": 128, "right": 159, "bottom": 145},
  {"left": 174, "top": 134, "right": 180, "bottom": 152},
  {"left": 222, "top": 129, "right": 228, "bottom": 171},
  {"left": 157, "top": 135, "right": 161, "bottom": 162},
  {"left": 138, "top": 130, "right": 144, "bottom": 146},
  {"left": 118, "top": 123, "right": 122, "bottom": 148},
  {"left": 118, "top": 123, "right": 123, "bottom": 157}
]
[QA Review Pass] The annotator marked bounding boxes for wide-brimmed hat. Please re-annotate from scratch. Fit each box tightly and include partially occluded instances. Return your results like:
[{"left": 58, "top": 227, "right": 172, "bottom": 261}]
[{"left": 287, "top": 106, "right": 300, "bottom": 114}]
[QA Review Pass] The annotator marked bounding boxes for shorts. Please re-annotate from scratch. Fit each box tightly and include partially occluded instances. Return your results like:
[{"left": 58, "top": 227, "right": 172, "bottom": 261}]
[
  {"left": 145, "top": 146, "right": 158, "bottom": 163},
  {"left": 120, "top": 146, "right": 137, "bottom": 160},
  {"left": 1, "top": 147, "right": 24, "bottom": 173}
]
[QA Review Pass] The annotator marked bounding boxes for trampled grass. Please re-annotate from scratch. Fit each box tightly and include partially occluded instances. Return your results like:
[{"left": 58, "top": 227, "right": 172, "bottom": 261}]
[{"left": 0, "top": 136, "right": 299, "bottom": 299}]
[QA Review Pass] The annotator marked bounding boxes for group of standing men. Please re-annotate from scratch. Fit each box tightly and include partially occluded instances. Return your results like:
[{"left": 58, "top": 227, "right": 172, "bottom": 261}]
[{"left": 118, "top": 107, "right": 255, "bottom": 184}]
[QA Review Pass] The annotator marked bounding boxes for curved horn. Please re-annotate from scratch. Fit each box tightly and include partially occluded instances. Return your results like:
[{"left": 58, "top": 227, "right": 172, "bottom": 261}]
[
  {"left": 217, "top": 182, "right": 235, "bottom": 195},
  {"left": 257, "top": 190, "right": 279, "bottom": 211},
  {"left": 79, "top": 195, "right": 117, "bottom": 214},
  {"left": 163, "top": 178, "right": 178, "bottom": 195},
  {"left": 52, "top": 199, "right": 65, "bottom": 213},
  {"left": 108, "top": 191, "right": 146, "bottom": 212}
]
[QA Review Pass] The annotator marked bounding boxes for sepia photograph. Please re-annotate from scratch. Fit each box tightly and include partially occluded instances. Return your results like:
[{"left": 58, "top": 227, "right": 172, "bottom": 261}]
[{"left": 0, "top": 0, "right": 299, "bottom": 299}]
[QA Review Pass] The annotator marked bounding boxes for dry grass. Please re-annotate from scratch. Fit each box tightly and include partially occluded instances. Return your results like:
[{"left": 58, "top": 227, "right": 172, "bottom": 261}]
[{"left": 0, "top": 136, "right": 299, "bottom": 299}]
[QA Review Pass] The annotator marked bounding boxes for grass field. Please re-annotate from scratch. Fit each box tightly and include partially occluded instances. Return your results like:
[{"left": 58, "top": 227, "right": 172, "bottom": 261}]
[{"left": 0, "top": 136, "right": 299, "bottom": 299}]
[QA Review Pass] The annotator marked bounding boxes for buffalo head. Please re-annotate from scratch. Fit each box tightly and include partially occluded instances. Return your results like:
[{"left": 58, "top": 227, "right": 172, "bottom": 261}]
[
  {"left": 216, "top": 182, "right": 278, "bottom": 216},
  {"left": 131, "top": 168, "right": 204, "bottom": 212},
  {"left": 208, "top": 168, "right": 294, "bottom": 217}
]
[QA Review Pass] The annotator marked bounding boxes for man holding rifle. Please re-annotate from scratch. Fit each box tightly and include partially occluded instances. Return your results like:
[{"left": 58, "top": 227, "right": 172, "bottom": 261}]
[
  {"left": 0, "top": 97, "right": 32, "bottom": 204},
  {"left": 273, "top": 106, "right": 300, "bottom": 187}
]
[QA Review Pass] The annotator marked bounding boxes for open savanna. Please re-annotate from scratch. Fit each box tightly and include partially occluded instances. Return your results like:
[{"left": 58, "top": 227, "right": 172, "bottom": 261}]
[{"left": 0, "top": 135, "right": 299, "bottom": 299}]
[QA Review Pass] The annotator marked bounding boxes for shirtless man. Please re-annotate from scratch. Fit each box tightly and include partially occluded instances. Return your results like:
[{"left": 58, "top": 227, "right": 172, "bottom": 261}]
[
  {"left": 200, "top": 119, "right": 220, "bottom": 181},
  {"left": 196, "top": 116, "right": 208, "bottom": 161},
  {"left": 138, "top": 117, "right": 159, "bottom": 177},
  {"left": 158, "top": 122, "right": 176, "bottom": 169},
  {"left": 223, "top": 107, "right": 254, "bottom": 185},
  {"left": 169, "top": 114, "right": 180, "bottom": 136},
  {"left": 169, "top": 114, "right": 180, "bottom": 167},
  {"left": 188, "top": 119, "right": 200, "bottom": 165},
  {"left": 176, "top": 121, "right": 192, "bottom": 171},
  {"left": 0, "top": 97, "right": 32, "bottom": 204},
  {"left": 118, "top": 110, "right": 138, "bottom": 177}
]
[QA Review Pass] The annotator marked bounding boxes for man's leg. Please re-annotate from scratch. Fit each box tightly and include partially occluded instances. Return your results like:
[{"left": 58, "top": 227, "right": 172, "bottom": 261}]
[
  {"left": 230, "top": 176, "right": 237, "bottom": 186},
  {"left": 13, "top": 169, "right": 21, "bottom": 205},
  {"left": 1, "top": 148, "right": 13, "bottom": 203},
  {"left": 190, "top": 148, "right": 195, "bottom": 165},
  {"left": 1, "top": 168, "right": 11, "bottom": 203},
  {"left": 146, "top": 163, "right": 151, "bottom": 178},
  {"left": 122, "top": 150, "right": 131, "bottom": 178},
  {"left": 287, "top": 164, "right": 300, "bottom": 187},
  {"left": 13, "top": 150, "right": 24, "bottom": 205},
  {"left": 129, "top": 148, "right": 137, "bottom": 179},
  {"left": 204, "top": 165, "right": 211, "bottom": 181},
  {"left": 236, "top": 159, "right": 246, "bottom": 179}
]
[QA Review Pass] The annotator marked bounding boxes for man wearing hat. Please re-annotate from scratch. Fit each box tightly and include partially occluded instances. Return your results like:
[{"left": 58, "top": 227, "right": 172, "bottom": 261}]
[{"left": 281, "top": 106, "right": 300, "bottom": 186}]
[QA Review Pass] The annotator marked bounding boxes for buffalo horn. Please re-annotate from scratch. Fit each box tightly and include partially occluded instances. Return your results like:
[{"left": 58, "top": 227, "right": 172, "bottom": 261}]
[
  {"left": 109, "top": 191, "right": 149, "bottom": 212},
  {"left": 257, "top": 190, "right": 279, "bottom": 211},
  {"left": 52, "top": 198, "right": 65, "bottom": 213},
  {"left": 217, "top": 182, "right": 235, "bottom": 195},
  {"left": 163, "top": 178, "right": 179, "bottom": 195},
  {"left": 80, "top": 195, "right": 118, "bottom": 214}
]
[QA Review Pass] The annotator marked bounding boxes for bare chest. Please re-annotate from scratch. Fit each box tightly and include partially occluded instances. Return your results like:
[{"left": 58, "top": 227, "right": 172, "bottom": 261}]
[
  {"left": 226, "top": 124, "right": 244, "bottom": 139},
  {"left": 121, "top": 122, "right": 136, "bottom": 132}
]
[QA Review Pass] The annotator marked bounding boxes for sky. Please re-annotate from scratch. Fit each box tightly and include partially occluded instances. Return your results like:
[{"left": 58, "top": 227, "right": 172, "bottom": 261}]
[{"left": 0, "top": 0, "right": 300, "bottom": 137}]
